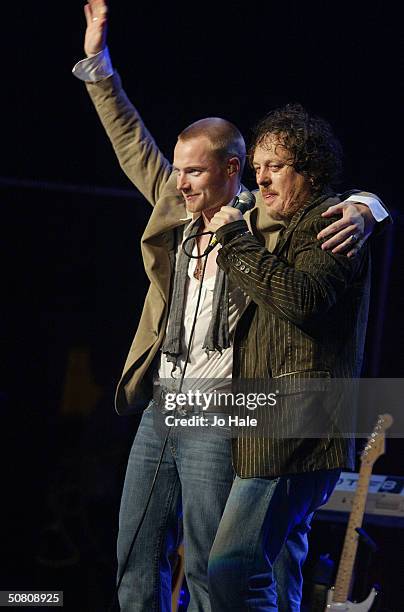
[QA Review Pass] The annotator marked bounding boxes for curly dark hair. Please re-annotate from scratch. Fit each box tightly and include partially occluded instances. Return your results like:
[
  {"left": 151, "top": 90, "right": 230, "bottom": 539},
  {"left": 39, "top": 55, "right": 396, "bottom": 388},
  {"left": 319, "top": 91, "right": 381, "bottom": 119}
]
[{"left": 249, "top": 103, "right": 343, "bottom": 194}]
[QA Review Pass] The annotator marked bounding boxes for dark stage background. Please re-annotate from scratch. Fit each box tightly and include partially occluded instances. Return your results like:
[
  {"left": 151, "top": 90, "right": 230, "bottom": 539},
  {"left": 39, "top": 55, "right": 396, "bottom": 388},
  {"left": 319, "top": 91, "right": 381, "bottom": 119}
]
[{"left": 1, "top": 1, "right": 403, "bottom": 610}]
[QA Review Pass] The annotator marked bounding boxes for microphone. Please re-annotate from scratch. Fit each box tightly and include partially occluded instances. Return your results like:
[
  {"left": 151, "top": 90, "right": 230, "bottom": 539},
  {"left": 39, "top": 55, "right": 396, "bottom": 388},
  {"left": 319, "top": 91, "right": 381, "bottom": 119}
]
[
  {"left": 204, "top": 190, "right": 256, "bottom": 255},
  {"left": 232, "top": 189, "right": 256, "bottom": 214}
]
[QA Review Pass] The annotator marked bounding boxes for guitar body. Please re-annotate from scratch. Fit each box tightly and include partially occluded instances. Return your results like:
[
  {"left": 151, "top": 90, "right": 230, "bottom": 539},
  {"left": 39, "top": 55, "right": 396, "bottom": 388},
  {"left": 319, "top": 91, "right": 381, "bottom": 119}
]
[
  {"left": 325, "top": 587, "right": 378, "bottom": 610},
  {"left": 323, "top": 415, "right": 393, "bottom": 612}
]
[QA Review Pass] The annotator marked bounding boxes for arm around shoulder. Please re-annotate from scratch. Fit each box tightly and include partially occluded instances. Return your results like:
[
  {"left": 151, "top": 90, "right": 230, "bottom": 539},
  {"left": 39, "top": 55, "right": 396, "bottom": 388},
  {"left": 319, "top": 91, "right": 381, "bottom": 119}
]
[{"left": 217, "top": 211, "right": 369, "bottom": 328}]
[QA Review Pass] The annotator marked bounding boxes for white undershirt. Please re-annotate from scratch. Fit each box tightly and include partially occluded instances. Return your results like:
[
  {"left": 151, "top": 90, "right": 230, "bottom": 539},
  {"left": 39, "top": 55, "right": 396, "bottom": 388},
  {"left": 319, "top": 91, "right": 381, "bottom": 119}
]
[{"left": 156, "top": 216, "right": 248, "bottom": 394}]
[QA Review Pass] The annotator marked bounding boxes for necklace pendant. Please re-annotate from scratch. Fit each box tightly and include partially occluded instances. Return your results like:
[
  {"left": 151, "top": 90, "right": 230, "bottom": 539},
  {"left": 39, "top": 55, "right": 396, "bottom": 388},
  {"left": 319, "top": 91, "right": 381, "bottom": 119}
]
[{"left": 194, "top": 261, "right": 202, "bottom": 281}]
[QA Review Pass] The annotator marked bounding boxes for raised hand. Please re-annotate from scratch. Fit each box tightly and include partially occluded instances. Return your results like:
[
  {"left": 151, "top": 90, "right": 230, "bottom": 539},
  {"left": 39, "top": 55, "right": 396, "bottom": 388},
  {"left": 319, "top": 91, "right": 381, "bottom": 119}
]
[{"left": 84, "top": 0, "right": 108, "bottom": 57}]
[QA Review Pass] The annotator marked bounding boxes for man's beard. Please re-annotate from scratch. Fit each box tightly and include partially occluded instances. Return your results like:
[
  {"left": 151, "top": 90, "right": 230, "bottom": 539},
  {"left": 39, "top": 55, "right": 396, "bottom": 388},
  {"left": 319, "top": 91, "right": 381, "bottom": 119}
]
[{"left": 267, "top": 193, "right": 312, "bottom": 221}]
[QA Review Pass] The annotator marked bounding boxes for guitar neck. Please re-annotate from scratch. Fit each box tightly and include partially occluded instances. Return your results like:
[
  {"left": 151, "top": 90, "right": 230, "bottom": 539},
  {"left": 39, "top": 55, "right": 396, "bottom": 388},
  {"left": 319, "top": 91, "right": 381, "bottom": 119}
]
[{"left": 332, "top": 463, "right": 373, "bottom": 603}]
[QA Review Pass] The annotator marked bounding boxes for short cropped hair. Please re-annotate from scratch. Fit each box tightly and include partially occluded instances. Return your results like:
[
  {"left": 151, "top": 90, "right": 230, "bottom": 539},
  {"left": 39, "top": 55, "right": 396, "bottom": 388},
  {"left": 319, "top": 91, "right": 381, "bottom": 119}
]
[
  {"left": 178, "top": 117, "right": 246, "bottom": 176},
  {"left": 250, "top": 103, "right": 343, "bottom": 194}
]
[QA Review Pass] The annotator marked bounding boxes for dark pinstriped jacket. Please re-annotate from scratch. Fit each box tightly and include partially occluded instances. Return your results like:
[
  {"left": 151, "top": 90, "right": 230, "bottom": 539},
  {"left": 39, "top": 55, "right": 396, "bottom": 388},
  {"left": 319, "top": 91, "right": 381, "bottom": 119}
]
[{"left": 217, "top": 194, "right": 371, "bottom": 478}]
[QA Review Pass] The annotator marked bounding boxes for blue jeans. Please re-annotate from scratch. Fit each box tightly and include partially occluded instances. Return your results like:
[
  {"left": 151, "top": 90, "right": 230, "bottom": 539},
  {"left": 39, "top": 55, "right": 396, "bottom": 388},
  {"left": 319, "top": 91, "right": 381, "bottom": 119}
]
[
  {"left": 208, "top": 469, "right": 340, "bottom": 611},
  {"left": 117, "top": 404, "right": 234, "bottom": 611}
]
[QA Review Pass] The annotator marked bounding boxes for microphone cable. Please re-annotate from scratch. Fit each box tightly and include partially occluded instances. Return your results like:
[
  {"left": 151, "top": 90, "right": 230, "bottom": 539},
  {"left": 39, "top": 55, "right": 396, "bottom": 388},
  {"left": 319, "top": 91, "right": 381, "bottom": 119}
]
[{"left": 109, "top": 230, "right": 212, "bottom": 611}]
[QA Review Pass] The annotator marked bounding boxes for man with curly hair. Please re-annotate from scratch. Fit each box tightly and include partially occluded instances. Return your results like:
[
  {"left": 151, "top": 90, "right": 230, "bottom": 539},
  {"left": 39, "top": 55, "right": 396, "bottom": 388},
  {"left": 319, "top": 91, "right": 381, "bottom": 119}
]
[{"left": 206, "top": 104, "right": 374, "bottom": 610}]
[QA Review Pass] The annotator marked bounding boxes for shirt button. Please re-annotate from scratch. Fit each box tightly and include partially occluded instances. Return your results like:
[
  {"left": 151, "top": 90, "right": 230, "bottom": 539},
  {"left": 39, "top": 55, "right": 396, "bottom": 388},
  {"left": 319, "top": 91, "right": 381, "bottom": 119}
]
[
  {"left": 240, "top": 264, "right": 246, "bottom": 271},
  {"left": 245, "top": 267, "right": 250, "bottom": 273},
  {"left": 235, "top": 260, "right": 241, "bottom": 267}
]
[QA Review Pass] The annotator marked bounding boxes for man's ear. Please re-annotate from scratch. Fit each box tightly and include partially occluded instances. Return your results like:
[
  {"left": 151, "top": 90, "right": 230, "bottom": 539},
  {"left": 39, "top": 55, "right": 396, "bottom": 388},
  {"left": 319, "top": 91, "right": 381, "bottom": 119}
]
[{"left": 227, "top": 157, "right": 240, "bottom": 176}]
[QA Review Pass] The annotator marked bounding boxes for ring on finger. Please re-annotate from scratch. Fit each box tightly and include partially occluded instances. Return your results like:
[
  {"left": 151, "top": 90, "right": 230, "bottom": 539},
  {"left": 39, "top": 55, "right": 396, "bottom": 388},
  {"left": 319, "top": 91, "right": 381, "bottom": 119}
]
[
  {"left": 92, "top": 16, "right": 98, "bottom": 21},
  {"left": 350, "top": 233, "right": 358, "bottom": 243}
]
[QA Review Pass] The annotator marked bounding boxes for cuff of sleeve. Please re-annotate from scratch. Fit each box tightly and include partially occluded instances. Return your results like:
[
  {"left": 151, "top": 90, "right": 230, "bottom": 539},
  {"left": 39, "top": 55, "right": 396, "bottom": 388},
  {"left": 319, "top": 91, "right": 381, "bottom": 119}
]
[
  {"left": 345, "top": 195, "right": 388, "bottom": 223},
  {"left": 215, "top": 220, "right": 249, "bottom": 245},
  {"left": 72, "top": 46, "right": 114, "bottom": 82}
]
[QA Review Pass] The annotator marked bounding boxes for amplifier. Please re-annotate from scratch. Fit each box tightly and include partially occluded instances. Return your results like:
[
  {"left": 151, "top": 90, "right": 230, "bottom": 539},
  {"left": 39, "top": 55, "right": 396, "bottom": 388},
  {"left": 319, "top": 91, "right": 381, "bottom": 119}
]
[{"left": 321, "top": 472, "right": 404, "bottom": 518}]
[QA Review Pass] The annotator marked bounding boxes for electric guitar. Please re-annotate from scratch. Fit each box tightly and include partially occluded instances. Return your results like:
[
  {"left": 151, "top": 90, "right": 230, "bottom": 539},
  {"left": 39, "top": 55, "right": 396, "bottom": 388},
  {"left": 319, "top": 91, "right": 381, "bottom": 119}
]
[{"left": 325, "top": 413, "right": 393, "bottom": 611}]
